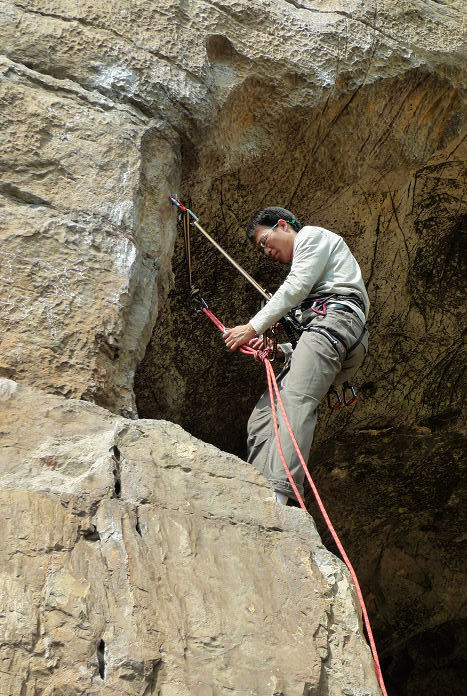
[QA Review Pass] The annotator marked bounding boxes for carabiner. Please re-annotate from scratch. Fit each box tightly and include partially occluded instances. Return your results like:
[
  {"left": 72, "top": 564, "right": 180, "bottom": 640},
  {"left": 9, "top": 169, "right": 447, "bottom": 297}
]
[
  {"left": 190, "top": 287, "right": 208, "bottom": 313},
  {"left": 343, "top": 381, "right": 357, "bottom": 407},
  {"left": 263, "top": 323, "right": 279, "bottom": 362},
  {"left": 327, "top": 385, "right": 342, "bottom": 411},
  {"left": 169, "top": 195, "right": 199, "bottom": 221},
  {"left": 310, "top": 301, "right": 327, "bottom": 317}
]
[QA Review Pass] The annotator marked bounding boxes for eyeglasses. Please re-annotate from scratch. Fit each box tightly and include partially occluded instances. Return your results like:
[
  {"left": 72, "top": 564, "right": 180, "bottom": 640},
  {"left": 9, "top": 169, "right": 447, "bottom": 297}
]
[{"left": 258, "top": 223, "right": 278, "bottom": 251}]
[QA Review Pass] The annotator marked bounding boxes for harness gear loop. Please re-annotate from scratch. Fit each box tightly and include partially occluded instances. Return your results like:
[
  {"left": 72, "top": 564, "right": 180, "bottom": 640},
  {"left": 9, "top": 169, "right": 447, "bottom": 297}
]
[{"left": 199, "top": 305, "right": 388, "bottom": 696}]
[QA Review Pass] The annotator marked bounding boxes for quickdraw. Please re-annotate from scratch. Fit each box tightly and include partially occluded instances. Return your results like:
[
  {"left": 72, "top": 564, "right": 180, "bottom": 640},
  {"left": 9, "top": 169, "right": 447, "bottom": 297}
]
[{"left": 327, "top": 381, "right": 358, "bottom": 410}]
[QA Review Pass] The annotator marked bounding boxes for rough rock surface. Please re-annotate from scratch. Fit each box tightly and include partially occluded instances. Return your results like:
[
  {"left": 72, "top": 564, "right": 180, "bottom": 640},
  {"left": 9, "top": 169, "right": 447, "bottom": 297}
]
[
  {"left": 0, "top": 378, "right": 380, "bottom": 695},
  {"left": 307, "top": 427, "right": 466, "bottom": 695},
  {"left": 0, "top": 1, "right": 465, "bottom": 695}
]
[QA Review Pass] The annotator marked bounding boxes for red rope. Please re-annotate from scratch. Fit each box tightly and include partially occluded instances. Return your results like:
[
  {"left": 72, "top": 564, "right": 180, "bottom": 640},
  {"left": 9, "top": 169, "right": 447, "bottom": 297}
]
[{"left": 202, "top": 307, "right": 387, "bottom": 696}]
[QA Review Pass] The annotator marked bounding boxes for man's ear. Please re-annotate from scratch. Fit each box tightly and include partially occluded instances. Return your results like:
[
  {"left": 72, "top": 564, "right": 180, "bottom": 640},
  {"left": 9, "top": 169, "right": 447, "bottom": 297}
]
[{"left": 277, "top": 218, "right": 291, "bottom": 231}]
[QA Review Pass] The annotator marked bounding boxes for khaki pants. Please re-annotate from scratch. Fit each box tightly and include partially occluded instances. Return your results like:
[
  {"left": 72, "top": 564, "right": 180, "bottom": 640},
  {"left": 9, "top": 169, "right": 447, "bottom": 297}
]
[{"left": 246, "top": 308, "right": 368, "bottom": 501}]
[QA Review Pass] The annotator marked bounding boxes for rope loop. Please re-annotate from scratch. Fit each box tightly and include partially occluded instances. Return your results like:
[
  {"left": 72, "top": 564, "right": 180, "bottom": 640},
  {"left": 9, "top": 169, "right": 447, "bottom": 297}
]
[{"left": 201, "top": 304, "right": 388, "bottom": 696}]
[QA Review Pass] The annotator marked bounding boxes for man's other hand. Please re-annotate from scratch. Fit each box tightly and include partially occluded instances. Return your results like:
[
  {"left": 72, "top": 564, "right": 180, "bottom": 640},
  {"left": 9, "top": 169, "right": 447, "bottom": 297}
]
[{"left": 223, "top": 323, "right": 256, "bottom": 351}]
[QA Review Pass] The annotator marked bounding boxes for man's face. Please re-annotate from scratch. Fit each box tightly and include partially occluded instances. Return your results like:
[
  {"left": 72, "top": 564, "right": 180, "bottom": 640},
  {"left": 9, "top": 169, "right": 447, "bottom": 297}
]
[{"left": 253, "top": 219, "right": 296, "bottom": 263}]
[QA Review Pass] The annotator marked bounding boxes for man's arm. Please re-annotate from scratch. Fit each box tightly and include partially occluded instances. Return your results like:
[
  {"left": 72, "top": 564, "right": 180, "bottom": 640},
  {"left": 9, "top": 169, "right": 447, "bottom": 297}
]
[
  {"left": 249, "top": 227, "right": 333, "bottom": 336},
  {"left": 224, "top": 227, "right": 333, "bottom": 350}
]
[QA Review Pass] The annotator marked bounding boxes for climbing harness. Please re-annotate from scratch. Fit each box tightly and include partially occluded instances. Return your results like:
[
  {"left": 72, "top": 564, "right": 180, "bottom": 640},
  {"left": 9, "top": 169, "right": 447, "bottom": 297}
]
[{"left": 169, "top": 197, "right": 386, "bottom": 695}]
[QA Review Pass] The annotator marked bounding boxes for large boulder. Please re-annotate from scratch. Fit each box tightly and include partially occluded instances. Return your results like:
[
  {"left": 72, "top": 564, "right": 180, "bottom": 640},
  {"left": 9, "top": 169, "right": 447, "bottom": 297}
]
[{"left": 0, "top": 378, "right": 381, "bottom": 695}]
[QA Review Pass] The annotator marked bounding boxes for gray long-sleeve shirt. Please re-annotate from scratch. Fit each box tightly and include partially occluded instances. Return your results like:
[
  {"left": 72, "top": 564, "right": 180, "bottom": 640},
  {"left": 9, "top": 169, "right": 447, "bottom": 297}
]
[{"left": 249, "top": 226, "right": 370, "bottom": 336}]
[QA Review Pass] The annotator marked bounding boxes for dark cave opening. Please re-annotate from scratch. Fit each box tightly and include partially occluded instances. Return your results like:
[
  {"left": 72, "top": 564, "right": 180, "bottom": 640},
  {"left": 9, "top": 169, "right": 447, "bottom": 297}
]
[{"left": 134, "top": 68, "right": 466, "bottom": 696}]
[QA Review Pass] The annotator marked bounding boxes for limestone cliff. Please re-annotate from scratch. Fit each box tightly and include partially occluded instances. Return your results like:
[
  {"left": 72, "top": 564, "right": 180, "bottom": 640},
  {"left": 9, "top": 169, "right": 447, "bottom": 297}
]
[
  {"left": 0, "top": 378, "right": 380, "bottom": 695},
  {"left": 0, "top": 1, "right": 465, "bottom": 694}
]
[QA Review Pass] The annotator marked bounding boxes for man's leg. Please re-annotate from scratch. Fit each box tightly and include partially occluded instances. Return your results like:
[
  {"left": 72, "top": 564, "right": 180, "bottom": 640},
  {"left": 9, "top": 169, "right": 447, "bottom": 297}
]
[
  {"left": 246, "top": 389, "right": 273, "bottom": 478},
  {"left": 269, "top": 309, "right": 368, "bottom": 500},
  {"left": 247, "top": 372, "right": 291, "bottom": 503},
  {"left": 268, "top": 330, "right": 343, "bottom": 501},
  {"left": 247, "top": 310, "right": 367, "bottom": 502}
]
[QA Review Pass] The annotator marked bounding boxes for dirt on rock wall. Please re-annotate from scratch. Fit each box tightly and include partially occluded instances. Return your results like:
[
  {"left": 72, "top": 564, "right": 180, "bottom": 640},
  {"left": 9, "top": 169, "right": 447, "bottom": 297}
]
[{"left": 1, "top": 1, "right": 466, "bottom": 695}]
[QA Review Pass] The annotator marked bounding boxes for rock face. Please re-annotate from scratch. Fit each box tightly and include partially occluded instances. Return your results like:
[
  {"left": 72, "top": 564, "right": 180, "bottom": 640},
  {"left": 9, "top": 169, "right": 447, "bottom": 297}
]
[
  {"left": 0, "top": 1, "right": 465, "bottom": 695},
  {"left": 0, "top": 378, "right": 380, "bottom": 695},
  {"left": 0, "top": 60, "right": 180, "bottom": 415},
  {"left": 307, "top": 428, "right": 466, "bottom": 695}
]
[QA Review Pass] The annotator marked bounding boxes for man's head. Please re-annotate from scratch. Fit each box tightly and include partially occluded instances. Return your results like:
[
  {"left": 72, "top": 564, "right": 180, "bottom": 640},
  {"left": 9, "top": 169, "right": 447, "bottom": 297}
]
[{"left": 246, "top": 206, "right": 301, "bottom": 264}]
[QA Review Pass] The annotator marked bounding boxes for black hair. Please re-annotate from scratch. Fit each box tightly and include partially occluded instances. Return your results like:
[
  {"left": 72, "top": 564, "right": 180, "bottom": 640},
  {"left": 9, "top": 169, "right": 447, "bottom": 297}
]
[{"left": 246, "top": 206, "right": 302, "bottom": 242}]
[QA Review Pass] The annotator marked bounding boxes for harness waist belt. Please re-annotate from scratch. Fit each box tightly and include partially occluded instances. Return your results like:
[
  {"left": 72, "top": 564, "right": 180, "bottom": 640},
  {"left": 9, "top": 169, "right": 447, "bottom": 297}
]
[
  {"left": 327, "top": 302, "right": 358, "bottom": 315},
  {"left": 299, "top": 293, "right": 365, "bottom": 314},
  {"left": 335, "top": 294, "right": 365, "bottom": 312}
]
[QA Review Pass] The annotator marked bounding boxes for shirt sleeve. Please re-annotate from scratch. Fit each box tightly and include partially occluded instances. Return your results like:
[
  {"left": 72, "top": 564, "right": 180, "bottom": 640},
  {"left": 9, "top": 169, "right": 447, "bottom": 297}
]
[{"left": 249, "top": 227, "right": 333, "bottom": 335}]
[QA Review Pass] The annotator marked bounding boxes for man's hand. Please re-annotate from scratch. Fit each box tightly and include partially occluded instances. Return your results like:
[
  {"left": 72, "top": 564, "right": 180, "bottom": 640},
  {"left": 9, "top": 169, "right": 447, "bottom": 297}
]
[{"left": 223, "top": 323, "right": 256, "bottom": 351}]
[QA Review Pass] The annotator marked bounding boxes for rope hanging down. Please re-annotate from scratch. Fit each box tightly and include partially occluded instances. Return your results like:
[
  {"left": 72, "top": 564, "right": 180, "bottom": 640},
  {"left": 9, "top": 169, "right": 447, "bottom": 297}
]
[
  {"left": 202, "top": 306, "right": 388, "bottom": 696},
  {"left": 169, "top": 195, "right": 387, "bottom": 695}
]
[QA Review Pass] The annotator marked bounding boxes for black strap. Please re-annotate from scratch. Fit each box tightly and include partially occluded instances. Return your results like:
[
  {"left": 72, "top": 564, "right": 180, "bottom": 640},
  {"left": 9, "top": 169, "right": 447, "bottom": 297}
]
[
  {"left": 347, "top": 324, "right": 367, "bottom": 354},
  {"left": 335, "top": 294, "right": 365, "bottom": 312},
  {"left": 279, "top": 316, "right": 299, "bottom": 349},
  {"left": 304, "top": 324, "right": 367, "bottom": 360}
]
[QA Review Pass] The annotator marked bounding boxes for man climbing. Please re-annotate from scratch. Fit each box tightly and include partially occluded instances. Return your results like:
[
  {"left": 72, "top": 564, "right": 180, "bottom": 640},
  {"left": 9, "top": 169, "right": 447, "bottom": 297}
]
[{"left": 223, "top": 207, "right": 369, "bottom": 506}]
